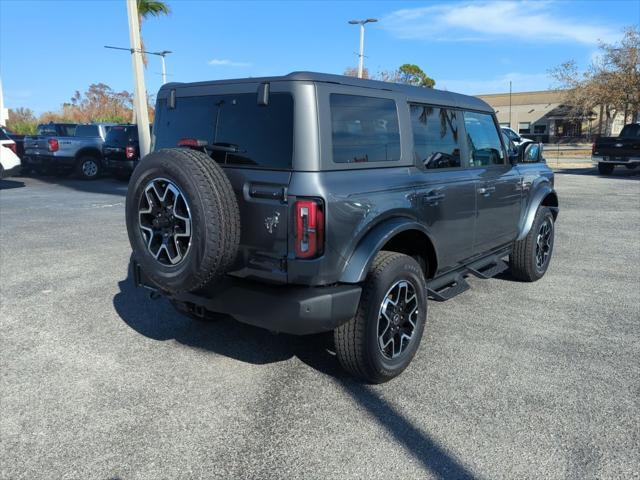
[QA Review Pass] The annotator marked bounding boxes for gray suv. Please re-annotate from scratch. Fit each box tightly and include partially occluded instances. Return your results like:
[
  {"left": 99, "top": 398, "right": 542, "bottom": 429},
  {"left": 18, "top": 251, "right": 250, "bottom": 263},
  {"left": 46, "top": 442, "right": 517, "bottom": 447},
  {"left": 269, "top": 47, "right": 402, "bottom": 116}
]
[{"left": 126, "top": 72, "right": 559, "bottom": 383}]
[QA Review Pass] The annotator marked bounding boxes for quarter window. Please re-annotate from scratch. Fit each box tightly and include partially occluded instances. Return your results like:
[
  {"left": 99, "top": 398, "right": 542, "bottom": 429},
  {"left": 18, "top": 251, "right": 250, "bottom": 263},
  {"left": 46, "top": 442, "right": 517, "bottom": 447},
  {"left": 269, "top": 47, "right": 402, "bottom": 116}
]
[
  {"left": 410, "top": 105, "right": 462, "bottom": 169},
  {"left": 330, "top": 94, "right": 400, "bottom": 163},
  {"left": 518, "top": 122, "right": 531, "bottom": 134},
  {"left": 463, "top": 111, "right": 505, "bottom": 167}
]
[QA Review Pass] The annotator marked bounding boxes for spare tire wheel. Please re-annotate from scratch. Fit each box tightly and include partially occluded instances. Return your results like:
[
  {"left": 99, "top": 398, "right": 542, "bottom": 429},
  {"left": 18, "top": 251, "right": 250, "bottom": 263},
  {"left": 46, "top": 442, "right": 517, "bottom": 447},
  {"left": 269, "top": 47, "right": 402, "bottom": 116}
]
[{"left": 125, "top": 148, "right": 240, "bottom": 293}]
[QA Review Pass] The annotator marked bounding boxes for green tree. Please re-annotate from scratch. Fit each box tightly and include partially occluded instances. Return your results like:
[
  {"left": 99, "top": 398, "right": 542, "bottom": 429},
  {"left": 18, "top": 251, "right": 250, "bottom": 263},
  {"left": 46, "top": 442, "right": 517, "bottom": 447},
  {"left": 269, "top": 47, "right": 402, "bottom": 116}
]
[
  {"left": 137, "top": 0, "right": 171, "bottom": 66},
  {"left": 397, "top": 64, "right": 436, "bottom": 88},
  {"left": 6, "top": 108, "right": 38, "bottom": 135}
]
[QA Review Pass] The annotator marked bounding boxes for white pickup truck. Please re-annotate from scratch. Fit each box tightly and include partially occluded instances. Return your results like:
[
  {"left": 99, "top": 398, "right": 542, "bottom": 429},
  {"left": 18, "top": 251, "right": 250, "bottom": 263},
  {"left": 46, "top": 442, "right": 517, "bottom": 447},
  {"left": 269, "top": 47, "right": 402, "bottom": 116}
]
[{"left": 23, "top": 123, "right": 114, "bottom": 179}]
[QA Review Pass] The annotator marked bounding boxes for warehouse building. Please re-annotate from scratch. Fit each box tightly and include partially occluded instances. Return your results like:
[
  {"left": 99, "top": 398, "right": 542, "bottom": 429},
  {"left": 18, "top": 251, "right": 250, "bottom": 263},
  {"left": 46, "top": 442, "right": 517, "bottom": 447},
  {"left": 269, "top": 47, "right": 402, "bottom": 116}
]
[{"left": 477, "top": 90, "right": 627, "bottom": 143}]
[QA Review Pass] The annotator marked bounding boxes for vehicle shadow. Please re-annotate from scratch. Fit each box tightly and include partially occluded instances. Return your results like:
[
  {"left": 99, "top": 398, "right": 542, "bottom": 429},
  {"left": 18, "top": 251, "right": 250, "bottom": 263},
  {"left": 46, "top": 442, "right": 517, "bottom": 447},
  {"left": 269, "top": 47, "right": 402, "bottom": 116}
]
[
  {"left": 112, "top": 266, "right": 478, "bottom": 478},
  {"left": 0, "top": 178, "right": 26, "bottom": 190},
  {"left": 22, "top": 173, "right": 129, "bottom": 195}
]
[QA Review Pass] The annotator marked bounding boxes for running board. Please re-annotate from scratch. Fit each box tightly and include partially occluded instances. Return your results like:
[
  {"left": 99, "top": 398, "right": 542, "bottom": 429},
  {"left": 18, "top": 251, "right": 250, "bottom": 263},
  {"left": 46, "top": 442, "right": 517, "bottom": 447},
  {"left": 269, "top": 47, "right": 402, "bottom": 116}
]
[{"left": 427, "top": 251, "right": 510, "bottom": 302}]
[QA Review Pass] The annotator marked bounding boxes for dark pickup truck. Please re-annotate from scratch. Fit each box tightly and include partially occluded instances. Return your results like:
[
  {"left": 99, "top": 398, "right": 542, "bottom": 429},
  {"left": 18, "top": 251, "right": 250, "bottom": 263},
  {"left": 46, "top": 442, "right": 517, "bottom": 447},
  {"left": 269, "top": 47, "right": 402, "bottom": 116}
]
[{"left": 592, "top": 123, "right": 640, "bottom": 175}]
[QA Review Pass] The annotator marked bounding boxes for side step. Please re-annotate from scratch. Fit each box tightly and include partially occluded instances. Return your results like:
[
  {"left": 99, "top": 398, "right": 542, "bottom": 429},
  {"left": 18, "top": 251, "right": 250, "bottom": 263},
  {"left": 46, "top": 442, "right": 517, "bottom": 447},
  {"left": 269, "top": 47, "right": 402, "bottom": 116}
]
[
  {"left": 427, "top": 253, "right": 510, "bottom": 302},
  {"left": 427, "top": 275, "right": 470, "bottom": 302}
]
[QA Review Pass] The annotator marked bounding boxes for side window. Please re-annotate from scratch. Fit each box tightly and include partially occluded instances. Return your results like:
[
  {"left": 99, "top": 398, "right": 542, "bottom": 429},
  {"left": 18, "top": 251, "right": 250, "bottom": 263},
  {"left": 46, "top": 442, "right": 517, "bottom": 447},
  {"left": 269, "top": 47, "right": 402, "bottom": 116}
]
[
  {"left": 330, "top": 94, "right": 400, "bottom": 163},
  {"left": 75, "top": 125, "right": 99, "bottom": 137},
  {"left": 463, "top": 112, "right": 505, "bottom": 167},
  {"left": 410, "top": 104, "right": 462, "bottom": 169}
]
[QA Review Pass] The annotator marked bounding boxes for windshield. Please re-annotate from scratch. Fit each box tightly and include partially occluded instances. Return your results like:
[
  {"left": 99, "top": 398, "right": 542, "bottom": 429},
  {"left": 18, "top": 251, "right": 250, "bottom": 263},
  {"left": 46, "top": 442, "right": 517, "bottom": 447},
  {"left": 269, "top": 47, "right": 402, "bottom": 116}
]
[
  {"left": 105, "top": 126, "right": 137, "bottom": 147},
  {"left": 154, "top": 92, "right": 294, "bottom": 169}
]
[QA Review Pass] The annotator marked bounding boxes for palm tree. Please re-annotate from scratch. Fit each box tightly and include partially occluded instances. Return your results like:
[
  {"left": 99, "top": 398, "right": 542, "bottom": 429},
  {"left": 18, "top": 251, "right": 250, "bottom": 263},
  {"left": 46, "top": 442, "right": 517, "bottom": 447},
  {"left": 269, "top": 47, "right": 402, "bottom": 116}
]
[{"left": 137, "top": 0, "right": 171, "bottom": 66}]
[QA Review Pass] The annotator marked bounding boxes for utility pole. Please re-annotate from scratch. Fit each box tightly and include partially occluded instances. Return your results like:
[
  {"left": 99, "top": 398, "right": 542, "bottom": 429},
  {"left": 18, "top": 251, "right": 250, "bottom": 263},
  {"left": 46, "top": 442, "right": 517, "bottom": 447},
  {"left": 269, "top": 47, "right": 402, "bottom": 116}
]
[
  {"left": 105, "top": 47, "right": 172, "bottom": 85},
  {"left": 509, "top": 80, "right": 512, "bottom": 128},
  {"left": 126, "top": 0, "right": 151, "bottom": 158},
  {"left": 348, "top": 18, "right": 377, "bottom": 78}
]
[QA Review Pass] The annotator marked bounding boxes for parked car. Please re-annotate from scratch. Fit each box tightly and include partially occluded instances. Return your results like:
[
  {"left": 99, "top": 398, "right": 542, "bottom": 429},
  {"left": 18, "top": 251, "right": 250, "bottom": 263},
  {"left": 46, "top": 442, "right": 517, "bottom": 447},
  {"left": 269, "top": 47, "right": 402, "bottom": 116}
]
[
  {"left": 127, "top": 72, "right": 559, "bottom": 383},
  {"left": 501, "top": 126, "right": 533, "bottom": 148},
  {"left": 2, "top": 128, "right": 26, "bottom": 160},
  {"left": 0, "top": 127, "right": 22, "bottom": 178},
  {"left": 103, "top": 124, "right": 140, "bottom": 179},
  {"left": 23, "top": 123, "right": 114, "bottom": 179},
  {"left": 592, "top": 123, "right": 640, "bottom": 175}
]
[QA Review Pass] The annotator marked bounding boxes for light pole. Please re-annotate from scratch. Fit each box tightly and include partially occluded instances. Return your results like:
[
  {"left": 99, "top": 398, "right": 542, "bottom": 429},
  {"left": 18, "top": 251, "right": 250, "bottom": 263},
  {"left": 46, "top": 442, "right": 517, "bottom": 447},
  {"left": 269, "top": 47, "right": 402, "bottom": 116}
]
[
  {"left": 348, "top": 18, "right": 377, "bottom": 78},
  {"left": 105, "top": 46, "right": 173, "bottom": 85}
]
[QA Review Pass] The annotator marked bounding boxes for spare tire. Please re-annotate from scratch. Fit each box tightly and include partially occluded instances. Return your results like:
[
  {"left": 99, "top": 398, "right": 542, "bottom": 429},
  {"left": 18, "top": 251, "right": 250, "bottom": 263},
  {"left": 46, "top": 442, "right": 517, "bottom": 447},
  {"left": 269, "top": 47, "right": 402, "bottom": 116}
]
[{"left": 125, "top": 148, "right": 240, "bottom": 293}]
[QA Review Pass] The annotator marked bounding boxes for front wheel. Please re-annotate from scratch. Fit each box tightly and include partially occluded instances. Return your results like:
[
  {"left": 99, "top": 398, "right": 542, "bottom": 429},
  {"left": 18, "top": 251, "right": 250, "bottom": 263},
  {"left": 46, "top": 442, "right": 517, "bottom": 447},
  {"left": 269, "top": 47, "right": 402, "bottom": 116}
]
[
  {"left": 77, "top": 156, "right": 101, "bottom": 180},
  {"left": 509, "top": 207, "right": 555, "bottom": 282},
  {"left": 598, "top": 163, "right": 615, "bottom": 175},
  {"left": 334, "top": 251, "right": 427, "bottom": 383}
]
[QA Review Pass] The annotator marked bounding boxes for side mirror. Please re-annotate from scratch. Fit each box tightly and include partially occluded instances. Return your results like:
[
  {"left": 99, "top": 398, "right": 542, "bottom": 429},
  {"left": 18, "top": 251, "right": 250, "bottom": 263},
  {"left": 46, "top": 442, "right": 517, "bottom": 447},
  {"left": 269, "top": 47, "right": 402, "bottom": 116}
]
[{"left": 519, "top": 142, "right": 543, "bottom": 163}]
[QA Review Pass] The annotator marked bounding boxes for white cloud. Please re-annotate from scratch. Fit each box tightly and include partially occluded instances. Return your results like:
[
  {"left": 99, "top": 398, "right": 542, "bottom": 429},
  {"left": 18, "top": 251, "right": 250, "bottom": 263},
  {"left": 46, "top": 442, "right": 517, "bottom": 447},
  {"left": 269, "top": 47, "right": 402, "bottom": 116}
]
[
  {"left": 208, "top": 58, "right": 251, "bottom": 67},
  {"left": 383, "top": 1, "right": 619, "bottom": 45},
  {"left": 438, "top": 72, "right": 552, "bottom": 95}
]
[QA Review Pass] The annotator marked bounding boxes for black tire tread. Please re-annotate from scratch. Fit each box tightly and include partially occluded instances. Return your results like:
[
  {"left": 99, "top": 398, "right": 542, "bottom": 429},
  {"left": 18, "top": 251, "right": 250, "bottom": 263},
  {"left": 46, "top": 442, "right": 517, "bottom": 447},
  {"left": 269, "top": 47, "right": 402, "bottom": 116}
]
[
  {"left": 509, "top": 206, "right": 552, "bottom": 282},
  {"left": 334, "top": 251, "right": 406, "bottom": 380}
]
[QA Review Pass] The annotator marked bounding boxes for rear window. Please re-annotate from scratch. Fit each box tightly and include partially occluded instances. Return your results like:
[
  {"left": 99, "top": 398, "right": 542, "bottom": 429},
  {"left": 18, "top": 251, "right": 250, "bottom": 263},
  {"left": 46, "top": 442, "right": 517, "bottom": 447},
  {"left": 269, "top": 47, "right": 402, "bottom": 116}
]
[
  {"left": 106, "top": 126, "right": 137, "bottom": 147},
  {"left": 620, "top": 124, "right": 640, "bottom": 138},
  {"left": 330, "top": 94, "right": 400, "bottom": 163},
  {"left": 37, "top": 124, "right": 76, "bottom": 136},
  {"left": 154, "top": 93, "right": 294, "bottom": 169},
  {"left": 0, "top": 128, "right": 9, "bottom": 141},
  {"left": 75, "top": 125, "right": 100, "bottom": 137}
]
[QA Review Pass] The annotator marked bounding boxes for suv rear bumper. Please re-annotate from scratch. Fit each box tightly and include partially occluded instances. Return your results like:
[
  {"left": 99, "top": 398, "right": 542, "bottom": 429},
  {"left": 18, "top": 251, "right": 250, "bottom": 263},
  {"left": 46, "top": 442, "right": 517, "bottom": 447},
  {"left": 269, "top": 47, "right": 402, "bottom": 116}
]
[
  {"left": 105, "top": 159, "right": 136, "bottom": 172},
  {"left": 133, "top": 261, "right": 362, "bottom": 335}
]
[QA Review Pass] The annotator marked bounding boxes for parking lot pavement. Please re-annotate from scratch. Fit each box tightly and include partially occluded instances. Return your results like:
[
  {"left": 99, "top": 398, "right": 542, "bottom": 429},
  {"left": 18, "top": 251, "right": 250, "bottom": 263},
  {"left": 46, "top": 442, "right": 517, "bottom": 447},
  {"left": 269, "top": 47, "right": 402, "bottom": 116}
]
[{"left": 1, "top": 170, "right": 639, "bottom": 479}]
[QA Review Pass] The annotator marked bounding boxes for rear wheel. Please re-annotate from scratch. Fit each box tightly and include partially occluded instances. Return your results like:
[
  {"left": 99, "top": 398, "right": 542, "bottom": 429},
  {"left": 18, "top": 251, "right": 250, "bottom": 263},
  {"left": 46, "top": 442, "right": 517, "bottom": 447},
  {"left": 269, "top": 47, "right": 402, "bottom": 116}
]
[
  {"left": 509, "top": 207, "right": 555, "bottom": 282},
  {"left": 598, "top": 163, "right": 615, "bottom": 175},
  {"left": 334, "top": 251, "right": 427, "bottom": 383},
  {"left": 77, "top": 156, "right": 101, "bottom": 180}
]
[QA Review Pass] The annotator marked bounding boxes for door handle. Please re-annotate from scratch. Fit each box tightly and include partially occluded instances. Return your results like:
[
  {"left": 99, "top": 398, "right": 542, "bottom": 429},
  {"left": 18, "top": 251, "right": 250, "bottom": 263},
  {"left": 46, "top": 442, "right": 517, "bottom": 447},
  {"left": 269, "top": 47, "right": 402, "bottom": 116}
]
[
  {"left": 477, "top": 186, "right": 495, "bottom": 196},
  {"left": 422, "top": 192, "right": 446, "bottom": 205}
]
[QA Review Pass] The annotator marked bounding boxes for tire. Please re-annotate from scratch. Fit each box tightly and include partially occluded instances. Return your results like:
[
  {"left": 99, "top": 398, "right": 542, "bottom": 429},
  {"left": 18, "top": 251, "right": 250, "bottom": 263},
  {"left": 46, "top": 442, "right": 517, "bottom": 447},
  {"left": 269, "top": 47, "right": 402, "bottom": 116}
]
[
  {"left": 509, "top": 206, "right": 555, "bottom": 282},
  {"left": 334, "top": 251, "right": 427, "bottom": 383},
  {"left": 126, "top": 148, "right": 240, "bottom": 294},
  {"left": 77, "top": 156, "right": 101, "bottom": 180},
  {"left": 598, "top": 163, "right": 615, "bottom": 175}
]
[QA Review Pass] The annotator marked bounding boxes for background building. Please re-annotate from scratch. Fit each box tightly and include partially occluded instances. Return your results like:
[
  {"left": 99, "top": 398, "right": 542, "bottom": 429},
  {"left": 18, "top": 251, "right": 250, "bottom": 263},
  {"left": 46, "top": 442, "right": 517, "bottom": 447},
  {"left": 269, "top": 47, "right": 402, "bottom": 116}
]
[{"left": 478, "top": 90, "right": 627, "bottom": 144}]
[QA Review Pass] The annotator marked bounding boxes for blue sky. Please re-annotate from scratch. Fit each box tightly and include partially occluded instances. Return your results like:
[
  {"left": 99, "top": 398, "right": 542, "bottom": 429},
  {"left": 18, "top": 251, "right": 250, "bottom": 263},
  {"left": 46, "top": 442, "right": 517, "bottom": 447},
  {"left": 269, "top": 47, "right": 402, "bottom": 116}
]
[{"left": 1, "top": 0, "right": 638, "bottom": 114}]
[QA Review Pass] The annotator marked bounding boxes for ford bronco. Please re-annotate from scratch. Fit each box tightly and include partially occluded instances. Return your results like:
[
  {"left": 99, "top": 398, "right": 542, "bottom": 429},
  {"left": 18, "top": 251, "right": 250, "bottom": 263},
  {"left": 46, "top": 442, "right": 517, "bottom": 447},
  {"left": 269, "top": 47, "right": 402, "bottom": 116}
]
[{"left": 126, "top": 72, "right": 559, "bottom": 383}]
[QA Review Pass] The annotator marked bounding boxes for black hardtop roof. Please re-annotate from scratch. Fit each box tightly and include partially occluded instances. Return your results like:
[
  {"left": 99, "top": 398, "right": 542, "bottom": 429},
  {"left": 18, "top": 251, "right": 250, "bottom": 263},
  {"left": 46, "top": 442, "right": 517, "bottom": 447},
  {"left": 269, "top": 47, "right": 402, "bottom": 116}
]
[{"left": 159, "top": 71, "right": 493, "bottom": 113}]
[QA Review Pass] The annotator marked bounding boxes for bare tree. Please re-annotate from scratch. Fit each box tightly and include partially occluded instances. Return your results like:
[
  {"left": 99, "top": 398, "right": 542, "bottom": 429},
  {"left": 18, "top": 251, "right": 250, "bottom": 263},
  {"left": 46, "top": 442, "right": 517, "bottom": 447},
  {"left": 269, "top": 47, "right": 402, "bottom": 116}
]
[{"left": 551, "top": 26, "right": 640, "bottom": 135}]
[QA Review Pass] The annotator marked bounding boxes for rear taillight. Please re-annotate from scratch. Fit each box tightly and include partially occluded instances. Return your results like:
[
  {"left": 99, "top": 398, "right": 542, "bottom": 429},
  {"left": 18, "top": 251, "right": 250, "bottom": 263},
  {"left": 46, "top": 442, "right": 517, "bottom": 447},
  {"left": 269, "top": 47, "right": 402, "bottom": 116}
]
[
  {"left": 178, "top": 138, "right": 208, "bottom": 148},
  {"left": 294, "top": 199, "right": 324, "bottom": 259},
  {"left": 592, "top": 142, "right": 596, "bottom": 154},
  {"left": 2, "top": 142, "right": 17, "bottom": 154},
  {"left": 125, "top": 145, "right": 136, "bottom": 159},
  {"left": 48, "top": 138, "right": 59, "bottom": 152}
]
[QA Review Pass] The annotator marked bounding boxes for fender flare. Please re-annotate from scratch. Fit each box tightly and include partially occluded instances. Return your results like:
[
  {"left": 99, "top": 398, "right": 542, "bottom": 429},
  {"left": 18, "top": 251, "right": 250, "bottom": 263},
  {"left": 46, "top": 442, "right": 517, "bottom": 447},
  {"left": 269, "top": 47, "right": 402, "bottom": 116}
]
[
  {"left": 339, "top": 217, "right": 437, "bottom": 284},
  {"left": 517, "top": 186, "right": 559, "bottom": 241}
]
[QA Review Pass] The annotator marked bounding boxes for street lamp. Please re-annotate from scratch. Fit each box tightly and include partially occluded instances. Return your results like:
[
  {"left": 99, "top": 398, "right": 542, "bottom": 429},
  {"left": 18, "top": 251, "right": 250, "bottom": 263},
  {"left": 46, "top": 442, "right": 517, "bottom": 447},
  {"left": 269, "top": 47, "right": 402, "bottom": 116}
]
[
  {"left": 104, "top": 45, "right": 173, "bottom": 84},
  {"left": 348, "top": 18, "right": 377, "bottom": 79}
]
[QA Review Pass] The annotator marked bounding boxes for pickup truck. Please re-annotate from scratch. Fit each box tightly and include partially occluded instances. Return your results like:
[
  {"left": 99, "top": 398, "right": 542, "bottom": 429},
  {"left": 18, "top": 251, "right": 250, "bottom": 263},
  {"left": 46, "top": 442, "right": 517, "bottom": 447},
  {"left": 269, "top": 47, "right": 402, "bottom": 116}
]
[
  {"left": 592, "top": 123, "right": 640, "bottom": 175},
  {"left": 23, "top": 123, "right": 114, "bottom": 179}
]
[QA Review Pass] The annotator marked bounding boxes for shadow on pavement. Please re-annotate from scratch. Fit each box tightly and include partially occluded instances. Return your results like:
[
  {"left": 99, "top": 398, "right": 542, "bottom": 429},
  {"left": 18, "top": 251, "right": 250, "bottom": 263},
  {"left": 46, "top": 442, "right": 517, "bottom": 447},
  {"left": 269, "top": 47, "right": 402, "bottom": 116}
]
[
  {"left": 113, "top": 265, "right": 478, "bottom": 479},
  {"left": 0, "top": 178, "right": 26, "bottom": 190}
]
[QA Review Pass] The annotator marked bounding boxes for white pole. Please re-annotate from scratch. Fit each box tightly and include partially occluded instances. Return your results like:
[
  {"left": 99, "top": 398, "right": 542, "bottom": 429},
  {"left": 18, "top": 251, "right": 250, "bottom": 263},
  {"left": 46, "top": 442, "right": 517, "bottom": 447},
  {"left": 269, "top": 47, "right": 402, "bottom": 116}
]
[
  {"left": 160, "top": 55, "right": 167, "bottom": 85},
  {"left": 126, "top": 0, "right": 151, "bottom": 158},
  {"left": 358, "top": 24, "right": 365, "bottom": 78}
]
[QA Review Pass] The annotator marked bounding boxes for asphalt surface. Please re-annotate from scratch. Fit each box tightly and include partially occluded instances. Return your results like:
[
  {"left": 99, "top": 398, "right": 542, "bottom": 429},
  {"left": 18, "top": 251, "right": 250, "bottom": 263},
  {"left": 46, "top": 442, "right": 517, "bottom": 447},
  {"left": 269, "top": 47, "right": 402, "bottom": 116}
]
[{"left": 1, "top": 168, "right": 639, "bottom": 479}]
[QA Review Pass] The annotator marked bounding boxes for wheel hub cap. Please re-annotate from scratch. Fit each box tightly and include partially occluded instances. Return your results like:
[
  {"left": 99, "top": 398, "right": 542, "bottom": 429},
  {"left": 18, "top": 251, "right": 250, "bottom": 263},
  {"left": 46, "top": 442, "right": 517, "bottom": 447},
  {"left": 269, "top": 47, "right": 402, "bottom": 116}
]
[
  {"left": 138, "top": 178, "right": 192, "bottom": 266},
  {"left": 535, "top": 218, "right": 553, "bottom": 270},
  {"left": 377, "top": 280, "right": 419, "bottom": 359}
]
